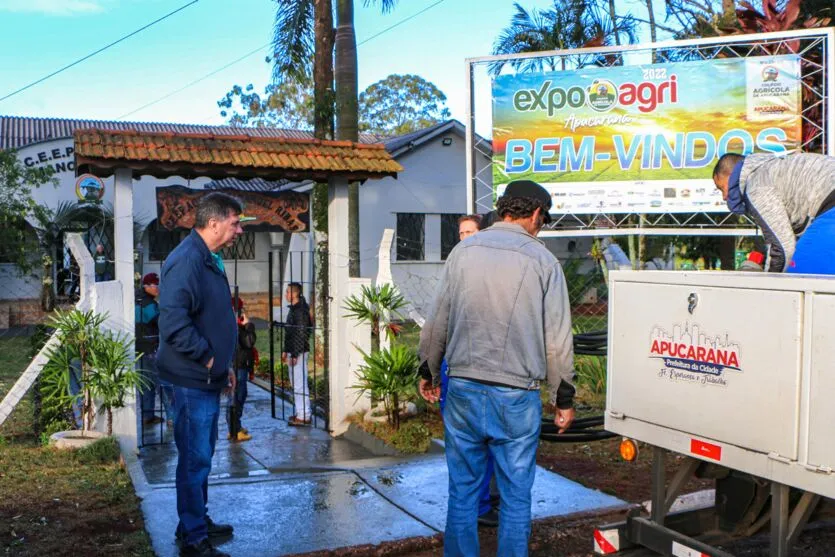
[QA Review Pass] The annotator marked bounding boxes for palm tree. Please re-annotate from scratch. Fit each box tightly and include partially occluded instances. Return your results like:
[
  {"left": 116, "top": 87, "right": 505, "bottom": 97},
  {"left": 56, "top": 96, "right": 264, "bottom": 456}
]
[
  {"left": 490, "top": 0, "right": 637, "bottom": 76},
  {"left": 333, "top": 0, "right": 397, "bottom": 278}
]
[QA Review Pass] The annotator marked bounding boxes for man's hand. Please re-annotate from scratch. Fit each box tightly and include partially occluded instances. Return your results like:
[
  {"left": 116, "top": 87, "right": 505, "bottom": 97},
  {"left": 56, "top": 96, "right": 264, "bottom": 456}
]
[
  {"left": 240, "top": 312, "right": 249, "bottom": 326},
  {"left": 290, "top": 356, "right": 298, "bottom": 366},
  {"left": 419, "top": 378, "right": 440, "bottom": 403},
  {"left": 555, "top": 407, "right": 575, "bottom": 434},
  {"left": 206, "top": 356, "right": 214, "bottom": 370},
  {"left": 223, "top": 369, "right": 236, "bottom": 396},
  {"left": 281, "top": 352, "right": 287, "bottom": 364}
]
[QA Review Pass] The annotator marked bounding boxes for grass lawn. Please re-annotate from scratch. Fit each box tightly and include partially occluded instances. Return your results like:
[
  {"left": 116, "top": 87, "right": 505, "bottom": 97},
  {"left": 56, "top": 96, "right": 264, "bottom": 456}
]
[{"left": 0, "top": 334, "right": 153, "bottom": 557}]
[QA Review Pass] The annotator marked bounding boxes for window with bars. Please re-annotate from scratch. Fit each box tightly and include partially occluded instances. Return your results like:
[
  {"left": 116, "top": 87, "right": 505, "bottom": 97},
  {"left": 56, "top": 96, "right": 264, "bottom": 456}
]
[
  {"left": 148, "top": 222, "right": 188, "bottom": 262},
  {"left": 221, "top": 232, "right": 256, "bottom": 260},
  {"left": 148, "top": 223, "right": 256, "bottom": 262},
  {"left": 396, "top": 213, "right": 425, "bottom": 261},
  {"left": 441, "top": 214, "right": 464, "bottom": 260}
]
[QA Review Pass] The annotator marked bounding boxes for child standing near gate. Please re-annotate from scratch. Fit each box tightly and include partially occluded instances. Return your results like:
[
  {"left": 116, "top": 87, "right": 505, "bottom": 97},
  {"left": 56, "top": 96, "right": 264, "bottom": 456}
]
[{"left": 229, "top": 298, "right": 256, "bottom": 441}]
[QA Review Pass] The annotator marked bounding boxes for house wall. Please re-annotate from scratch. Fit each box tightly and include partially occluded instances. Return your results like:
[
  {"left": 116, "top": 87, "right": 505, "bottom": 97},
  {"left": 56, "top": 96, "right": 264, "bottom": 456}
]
[
  {"left": 358, "top": 132, "right": 493, "bottom": 317},
  {"left": 10, "top": 137, "right": 299, "bottom": 320}
]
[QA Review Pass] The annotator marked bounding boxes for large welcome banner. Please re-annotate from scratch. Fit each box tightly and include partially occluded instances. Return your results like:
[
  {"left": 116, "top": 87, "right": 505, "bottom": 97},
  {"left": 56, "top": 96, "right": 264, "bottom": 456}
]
[{"left": 492, "top": 55, "right": 802, "bottom": 213}]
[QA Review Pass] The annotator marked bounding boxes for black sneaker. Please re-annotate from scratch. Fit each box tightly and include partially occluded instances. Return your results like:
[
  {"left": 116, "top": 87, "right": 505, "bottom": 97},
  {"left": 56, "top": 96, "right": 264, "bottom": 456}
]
[
  {"left": 176, "top": 517, "right": 233, "bottom": 542},
  {"left": 477, "top": 507, "right": 499, "bottom": 528},
  {"left": 205, "top": 516, "right": 234, "bottom": 538},
  {"left": 180, "top": 538, "right": 230, "bottom": 557}
]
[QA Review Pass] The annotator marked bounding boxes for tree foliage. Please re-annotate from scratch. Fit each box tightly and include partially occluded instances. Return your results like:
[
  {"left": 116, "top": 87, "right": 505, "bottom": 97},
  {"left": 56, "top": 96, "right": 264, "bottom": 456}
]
[
  {"left": 218, "top": 80, "right": 315, "bottom": 129},
  {"left": 0, "top": 149, "right": 56, "bottom": 273},
  {"left": 359, "top": 74, "right": 451, "bottom": 135},
  {"left": 490, "top": 0, "right": 639, "bottom": 75},
  {"left": 218, "top": 73, "right": 450, "bottom": 136}
]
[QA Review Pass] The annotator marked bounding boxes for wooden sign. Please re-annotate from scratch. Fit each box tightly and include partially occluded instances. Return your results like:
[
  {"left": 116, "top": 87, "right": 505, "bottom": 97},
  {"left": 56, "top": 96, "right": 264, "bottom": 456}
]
[{"left": 156, "top": 185, "right": 309, "bottom": 232}]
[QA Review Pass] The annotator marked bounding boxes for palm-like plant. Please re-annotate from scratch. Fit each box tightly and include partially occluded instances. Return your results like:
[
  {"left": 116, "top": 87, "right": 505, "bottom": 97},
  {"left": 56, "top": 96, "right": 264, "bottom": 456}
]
[
  {"left": 490, "top": 0, "right": 638, "bottom": 76},
  {"left": 352, "top": 343, "right": 419, "bottom": 429},
  {"left": 87, "top": 330, "right": 148, "bottom": 435},
  {"left": 343, "top": 283, "right": 407, "bottom": 351},
  {"left": 41, "top": 309, "right": 146, "bottom": 436}
]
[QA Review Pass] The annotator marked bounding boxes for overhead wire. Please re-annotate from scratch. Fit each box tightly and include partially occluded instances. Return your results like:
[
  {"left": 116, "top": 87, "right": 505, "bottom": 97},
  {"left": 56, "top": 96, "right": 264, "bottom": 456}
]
[
  {"left": 0, "top": 0, "right": 201, "bottom": 104},
  {"left": 114, "top": 0, "right": 449, "bottom": 121}
]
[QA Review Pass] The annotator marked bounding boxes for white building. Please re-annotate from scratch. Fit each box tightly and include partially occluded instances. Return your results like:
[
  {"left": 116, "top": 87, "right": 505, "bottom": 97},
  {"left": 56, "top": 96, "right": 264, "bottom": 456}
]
[{"left": 1, "top": 115, "right": 594, "bottom": 325}]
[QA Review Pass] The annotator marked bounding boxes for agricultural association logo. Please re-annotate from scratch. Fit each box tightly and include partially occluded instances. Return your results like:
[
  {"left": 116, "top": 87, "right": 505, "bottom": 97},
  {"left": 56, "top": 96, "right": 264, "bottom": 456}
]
[
  {"left": 75, "top": 174, "right": 105, "bottom": 202},
  {"left": 761, "top": 66, "right": 779, "bottom": 82},
  {"left": 586, "top": 79, "right": 618, "bottom": 112},
  {"left": 649, "top": 322, "right": 742, "bottom": 387}
]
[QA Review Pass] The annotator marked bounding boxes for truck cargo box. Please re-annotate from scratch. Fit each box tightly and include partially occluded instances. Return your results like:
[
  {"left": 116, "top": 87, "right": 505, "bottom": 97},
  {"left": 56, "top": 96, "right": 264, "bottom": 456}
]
[{"left": 606, "top": 271, "right": 835, "bottom": 500}]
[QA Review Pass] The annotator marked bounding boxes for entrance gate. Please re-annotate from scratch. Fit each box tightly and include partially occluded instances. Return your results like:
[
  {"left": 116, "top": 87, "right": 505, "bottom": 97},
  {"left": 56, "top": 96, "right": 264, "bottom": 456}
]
[
  {"left": 139, "top": 245, "right": 328, "bottom": 447},
  {"left": 266, "top": 248, "right": 328, "bottom": 430}
]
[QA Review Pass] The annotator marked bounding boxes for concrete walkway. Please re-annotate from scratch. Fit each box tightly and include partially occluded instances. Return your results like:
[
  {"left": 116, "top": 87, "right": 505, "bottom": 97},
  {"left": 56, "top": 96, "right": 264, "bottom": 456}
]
[{"left": 132, "top": 383, "right": 624, "bottom": 557}]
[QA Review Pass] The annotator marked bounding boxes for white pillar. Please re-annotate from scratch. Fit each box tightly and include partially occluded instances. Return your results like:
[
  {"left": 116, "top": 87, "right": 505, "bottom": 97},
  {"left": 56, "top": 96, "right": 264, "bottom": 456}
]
[
  {"left": 112, "top": 167, "right": 138, "bottom": 452},
  {"left": 328, "top": 177, "right": 370, "bottom": 435}
]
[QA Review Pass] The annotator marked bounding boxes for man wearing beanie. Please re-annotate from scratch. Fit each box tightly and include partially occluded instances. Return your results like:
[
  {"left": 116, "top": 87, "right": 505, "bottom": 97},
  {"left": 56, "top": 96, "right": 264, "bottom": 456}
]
[{"left": 419, "top": 179, "right": 576, "bottom": 556}]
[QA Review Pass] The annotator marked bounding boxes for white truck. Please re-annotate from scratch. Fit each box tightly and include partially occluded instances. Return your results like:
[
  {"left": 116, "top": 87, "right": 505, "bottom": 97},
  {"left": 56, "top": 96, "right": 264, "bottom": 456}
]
[{"left": 595, "top": 270, "right": 835, "bottom": 557}]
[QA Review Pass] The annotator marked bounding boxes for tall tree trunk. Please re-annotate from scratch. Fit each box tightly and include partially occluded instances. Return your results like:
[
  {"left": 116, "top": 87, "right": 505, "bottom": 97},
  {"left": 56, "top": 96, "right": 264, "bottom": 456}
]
[
  {"left": 312, "top": 0, "right": 334, "bottom": 380},
  {"left": 335, "top": 0, "right": 361, "bottom": 278},
  {"left": 607, "top": 0, "right": 621, "bottom": 45},
  {"left": 314, "top": 0, "right": 335, "bottom": 141},
  {"left": 645, "top": 0, "right": 657, "bottom": 42},
  {"left": 645, "top": 0, "right": 658, "bottom": 64},
  {"left": 107, "top": 408, "right": 113, "bottom": 436}
]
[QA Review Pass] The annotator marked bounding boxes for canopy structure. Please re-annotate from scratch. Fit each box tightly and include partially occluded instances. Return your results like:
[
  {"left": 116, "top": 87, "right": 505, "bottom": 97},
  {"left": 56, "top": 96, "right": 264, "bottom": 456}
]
[
  {"left": 69, "top": 127, "right": 401, "bottom": 447},
  {"left": 73, "top": 128, "right": 402, "bottom": 181}
]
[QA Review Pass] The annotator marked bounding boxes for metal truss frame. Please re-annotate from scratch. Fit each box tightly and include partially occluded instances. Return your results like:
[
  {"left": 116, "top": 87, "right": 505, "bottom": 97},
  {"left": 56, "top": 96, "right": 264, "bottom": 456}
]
[{"left": 465, "top": 29, "right": 834, "bottom": 237}]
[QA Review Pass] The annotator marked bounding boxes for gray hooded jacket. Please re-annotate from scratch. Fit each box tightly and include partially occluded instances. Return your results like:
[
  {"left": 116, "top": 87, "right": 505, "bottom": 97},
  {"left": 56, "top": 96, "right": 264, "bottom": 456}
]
[
  {"left": 740, "top": 152, "right": 835, "bottom": 272},
  {"left": 418, "top": 222, "right": 576, "bottom": 408}
]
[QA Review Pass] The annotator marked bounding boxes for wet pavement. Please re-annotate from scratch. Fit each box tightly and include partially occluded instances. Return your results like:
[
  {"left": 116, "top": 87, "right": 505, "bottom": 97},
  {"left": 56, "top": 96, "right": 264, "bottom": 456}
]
[{"left": 133, "top": 382, "right": 626, "bottom": 556}]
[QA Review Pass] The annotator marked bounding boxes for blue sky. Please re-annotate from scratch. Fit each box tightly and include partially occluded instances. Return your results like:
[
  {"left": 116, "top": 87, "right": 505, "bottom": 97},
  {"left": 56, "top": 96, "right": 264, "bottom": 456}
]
[{"left": 0, "top": 0, "right": 667, "bottom": 135}]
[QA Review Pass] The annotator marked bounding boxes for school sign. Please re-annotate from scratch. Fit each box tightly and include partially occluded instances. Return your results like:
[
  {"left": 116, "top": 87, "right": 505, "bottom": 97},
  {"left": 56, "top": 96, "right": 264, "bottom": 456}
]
[{"left": 492, "top": 55, "right": 802, "bottom": 213}]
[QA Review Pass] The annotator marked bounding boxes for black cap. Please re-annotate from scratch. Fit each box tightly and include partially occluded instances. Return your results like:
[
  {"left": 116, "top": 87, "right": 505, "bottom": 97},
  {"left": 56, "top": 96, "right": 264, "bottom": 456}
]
[{"left": 501, "top": 180, "right": 552, "bottom": 224}]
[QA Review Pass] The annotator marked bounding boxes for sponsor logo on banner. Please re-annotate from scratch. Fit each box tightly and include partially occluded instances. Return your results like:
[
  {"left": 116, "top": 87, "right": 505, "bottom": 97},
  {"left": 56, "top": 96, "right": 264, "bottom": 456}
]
[
  {"left": 746, "top": 57, "right": 800, "bottom": 122},
  {"left": 649, "top": 322, "right": 742, "bottom": 387}
]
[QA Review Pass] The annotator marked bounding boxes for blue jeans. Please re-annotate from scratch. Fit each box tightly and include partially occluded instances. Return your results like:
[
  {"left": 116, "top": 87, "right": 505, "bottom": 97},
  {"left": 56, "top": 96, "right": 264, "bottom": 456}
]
[
  {"left": 173, "top": 386, "right": 220, "bottom": 546},
  {"left": 787, "top": 207, "right": 835, "bottom": 275},
  {"left": 233, "top": 368, "right": 249, "bottom": 421},
  {"left": 440, "top": 361, "right": 496, "bottom": 516},
  {"left": 443, "top": 378, "right": 541, "bottom": 557}
]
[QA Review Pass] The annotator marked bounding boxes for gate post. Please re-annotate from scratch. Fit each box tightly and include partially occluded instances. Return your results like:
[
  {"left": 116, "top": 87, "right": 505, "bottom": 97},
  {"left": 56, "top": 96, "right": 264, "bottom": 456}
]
[{"left": 328, "top": 177, "right": 371, "bottom": 435}]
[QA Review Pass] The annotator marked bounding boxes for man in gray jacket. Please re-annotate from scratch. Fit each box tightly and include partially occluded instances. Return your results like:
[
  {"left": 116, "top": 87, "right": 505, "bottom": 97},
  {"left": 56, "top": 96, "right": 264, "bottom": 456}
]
[
  {"left": 419, "top": 180, "right": 575, "bottom": 557},
  {"left": 713, "top": 152, "right": 835, "bottom": 274}
]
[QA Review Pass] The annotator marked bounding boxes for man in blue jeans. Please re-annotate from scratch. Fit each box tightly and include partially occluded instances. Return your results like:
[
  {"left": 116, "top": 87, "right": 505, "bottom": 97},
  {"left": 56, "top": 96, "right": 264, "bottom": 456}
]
[
  {"left": 157, "top": 193, "right": 244, "bottom": 557},
  {"left": 420, "top": 180, "right": 576, "bottom": 557}
]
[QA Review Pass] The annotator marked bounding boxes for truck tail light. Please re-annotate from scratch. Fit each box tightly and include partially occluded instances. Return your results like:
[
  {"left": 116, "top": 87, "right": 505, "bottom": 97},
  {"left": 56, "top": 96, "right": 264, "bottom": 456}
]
[{"left": 620, "top": 438, "right": 639, "bottom": 461}]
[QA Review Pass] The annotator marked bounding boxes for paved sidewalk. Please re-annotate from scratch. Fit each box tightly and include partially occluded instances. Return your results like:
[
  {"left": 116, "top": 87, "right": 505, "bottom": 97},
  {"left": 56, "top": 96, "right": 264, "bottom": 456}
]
[{"left": 132, "top": 383, "right": 625, "bottom": 557}]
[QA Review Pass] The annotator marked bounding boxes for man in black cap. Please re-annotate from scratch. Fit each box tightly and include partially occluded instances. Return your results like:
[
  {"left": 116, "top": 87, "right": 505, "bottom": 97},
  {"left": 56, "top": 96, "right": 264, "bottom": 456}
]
[{"left": 419, "top": 179, "right": 576, "bottom": 557}]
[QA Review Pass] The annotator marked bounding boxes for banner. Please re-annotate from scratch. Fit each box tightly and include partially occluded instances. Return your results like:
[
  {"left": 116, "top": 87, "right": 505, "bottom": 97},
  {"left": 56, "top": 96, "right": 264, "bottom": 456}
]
[
  {"left": 156, "top": 186, "right": 309, "bottom": 232},
  {"left": 492, "top": 55, "right": 802, "bottom": 213}
]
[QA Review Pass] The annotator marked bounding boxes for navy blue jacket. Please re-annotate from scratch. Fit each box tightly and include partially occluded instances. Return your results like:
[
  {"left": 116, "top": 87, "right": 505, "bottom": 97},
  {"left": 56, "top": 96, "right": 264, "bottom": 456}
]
[{"left": 157, "top": 229, "right": 237, "bottom": 391}]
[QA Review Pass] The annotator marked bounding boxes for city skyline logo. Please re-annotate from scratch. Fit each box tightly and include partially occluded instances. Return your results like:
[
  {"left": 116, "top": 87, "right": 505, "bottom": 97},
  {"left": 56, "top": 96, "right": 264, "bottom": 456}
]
[{"left": 649, "top": 322, "right": 742, "bottom": 380}]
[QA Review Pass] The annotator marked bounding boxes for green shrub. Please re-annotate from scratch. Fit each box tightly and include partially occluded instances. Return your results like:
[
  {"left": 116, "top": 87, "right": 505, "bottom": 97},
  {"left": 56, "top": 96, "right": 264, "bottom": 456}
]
[
  {"left": 575, "top": 355, "right": 607, "bottom": 395},
  {"left": 352, "top": 344, "right": 419, "bottom": 430},
  {"left": 75, "top": 436, "right": 121, "bottom": 464},
  {"left": 390, "top": 420, "right": 431, "bottom": 453},
  {"left": 40, "top": 419, "right": 73, "bottom": 446}
]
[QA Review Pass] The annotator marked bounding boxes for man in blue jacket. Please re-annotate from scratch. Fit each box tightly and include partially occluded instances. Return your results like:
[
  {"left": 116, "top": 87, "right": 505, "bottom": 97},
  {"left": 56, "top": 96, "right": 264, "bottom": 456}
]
[{"left": 157, "top": 193, "right": 243, "bottom": 557}]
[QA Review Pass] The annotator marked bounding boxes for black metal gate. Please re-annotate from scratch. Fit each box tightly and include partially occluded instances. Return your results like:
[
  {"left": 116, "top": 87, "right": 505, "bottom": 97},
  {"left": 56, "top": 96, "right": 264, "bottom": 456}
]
[{"left": 266, "top": 249, "right": 328, "bottom": 430}]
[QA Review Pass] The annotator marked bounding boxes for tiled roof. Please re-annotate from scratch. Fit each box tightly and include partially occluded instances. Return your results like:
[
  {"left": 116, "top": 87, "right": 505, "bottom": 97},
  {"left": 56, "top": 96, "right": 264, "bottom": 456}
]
[
  {"left": 73, "top": 128, "right": 402, "bottom": 181},
  {"left": 0, "top": 115, "right": 381, "bottom": 151}
]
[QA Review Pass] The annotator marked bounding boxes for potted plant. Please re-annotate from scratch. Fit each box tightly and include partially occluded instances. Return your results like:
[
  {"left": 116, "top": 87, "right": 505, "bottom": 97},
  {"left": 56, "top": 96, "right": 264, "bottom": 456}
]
[{"left": 40, "top": 309, "right": 147, "bottom": 447}]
